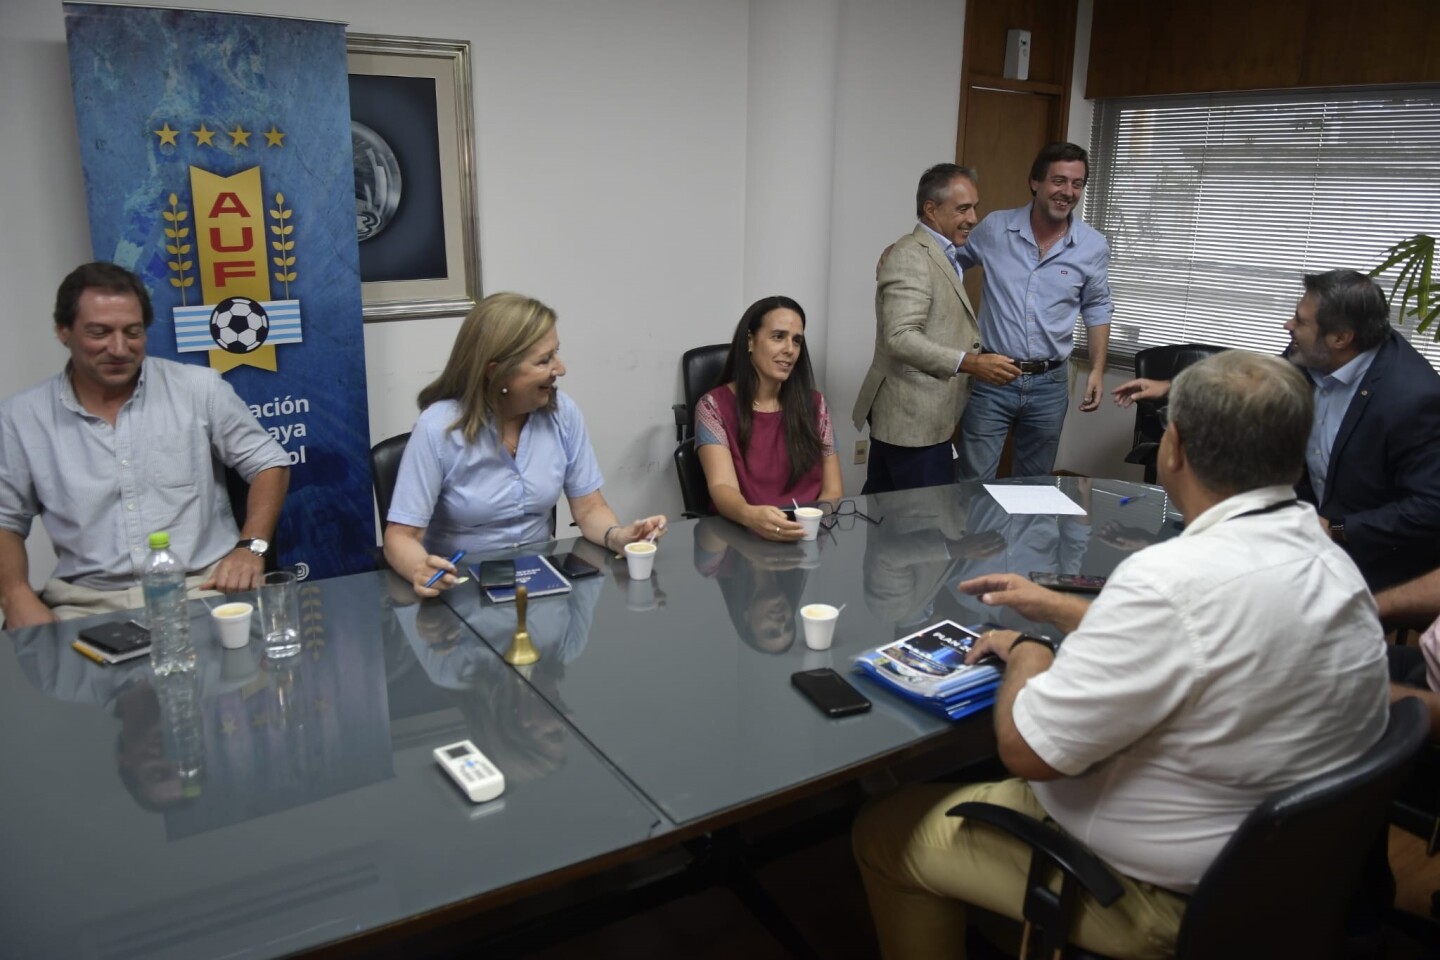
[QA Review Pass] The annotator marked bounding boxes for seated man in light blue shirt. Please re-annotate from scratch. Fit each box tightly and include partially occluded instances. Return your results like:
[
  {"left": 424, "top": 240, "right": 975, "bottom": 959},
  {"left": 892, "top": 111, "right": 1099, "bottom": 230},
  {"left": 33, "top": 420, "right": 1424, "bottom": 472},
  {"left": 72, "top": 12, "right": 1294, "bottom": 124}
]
[
  {"left": 0, "top": 262, "right": 291, "bottom": 628},
  {"left": 953, "top": 142, "right": 1114, "bottom": 481}
]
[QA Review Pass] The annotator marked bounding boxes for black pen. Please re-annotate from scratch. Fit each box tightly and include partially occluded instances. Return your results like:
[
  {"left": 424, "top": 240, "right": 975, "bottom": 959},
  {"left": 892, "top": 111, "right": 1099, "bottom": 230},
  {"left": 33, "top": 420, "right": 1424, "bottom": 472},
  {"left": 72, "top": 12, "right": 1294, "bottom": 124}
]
[{"left": 425, "top": 550, "right": 466, "bottom": 589}]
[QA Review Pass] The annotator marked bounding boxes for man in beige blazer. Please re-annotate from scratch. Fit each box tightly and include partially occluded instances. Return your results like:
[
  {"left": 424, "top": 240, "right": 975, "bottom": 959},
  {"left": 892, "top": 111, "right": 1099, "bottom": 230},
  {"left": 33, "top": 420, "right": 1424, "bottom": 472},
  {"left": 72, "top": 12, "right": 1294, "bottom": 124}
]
[{"left": 852, "top": 164, "right": 1020, "bottom": 493}]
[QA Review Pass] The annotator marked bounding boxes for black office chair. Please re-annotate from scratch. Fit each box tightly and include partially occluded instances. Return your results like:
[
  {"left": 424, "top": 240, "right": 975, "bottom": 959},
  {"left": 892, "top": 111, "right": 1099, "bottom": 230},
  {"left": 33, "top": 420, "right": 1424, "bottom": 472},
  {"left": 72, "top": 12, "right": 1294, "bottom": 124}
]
[
  {"left": 674, "top": 438, "right": 712, "bottom": 519},
  {"left": 672, "top": 343, "right": 730, "bottom": 443},
  {"left": 950, "top": 697, "right": 1429, "bottom": 960},
  {"left": 370, "top": 432, "right": 412, "bottom": 523},
  {"left": 1123, "top": 343, "right": 1228, "bottom": 483},
  {"left": 670, "top": 343, "right": 729, "bottom": 517}
]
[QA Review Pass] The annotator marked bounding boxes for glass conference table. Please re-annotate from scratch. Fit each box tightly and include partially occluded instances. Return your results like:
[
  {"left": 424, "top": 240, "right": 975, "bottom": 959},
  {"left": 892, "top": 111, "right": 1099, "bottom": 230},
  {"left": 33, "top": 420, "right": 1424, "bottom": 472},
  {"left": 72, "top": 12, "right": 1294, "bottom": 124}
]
[{"left": 0, "top": 476, "right": 1177, "bottom": 958}]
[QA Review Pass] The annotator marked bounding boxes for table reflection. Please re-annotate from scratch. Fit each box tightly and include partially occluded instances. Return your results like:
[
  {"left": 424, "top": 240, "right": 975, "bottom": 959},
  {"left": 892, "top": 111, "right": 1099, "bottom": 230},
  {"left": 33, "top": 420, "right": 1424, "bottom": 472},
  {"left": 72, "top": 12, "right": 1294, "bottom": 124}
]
[
  {"left": 417, "top": 574, "right": 603, "bottom": 779},
  {"left": 693, "top": 517, "right": 825, "bottom": 655},
  {"left": 11, "top": 579, "right": 396, "bottom": 836}
]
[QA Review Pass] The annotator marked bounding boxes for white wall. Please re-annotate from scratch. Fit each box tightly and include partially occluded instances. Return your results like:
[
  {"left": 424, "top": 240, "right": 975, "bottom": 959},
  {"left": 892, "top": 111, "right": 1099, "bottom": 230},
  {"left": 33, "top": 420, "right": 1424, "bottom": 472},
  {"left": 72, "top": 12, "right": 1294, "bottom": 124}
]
[
  {"left": 826, "top": 0, "right": 967, "bottom": 495},
  {"left": 2, "top": 0, "right": 984, "bottom": 586}
]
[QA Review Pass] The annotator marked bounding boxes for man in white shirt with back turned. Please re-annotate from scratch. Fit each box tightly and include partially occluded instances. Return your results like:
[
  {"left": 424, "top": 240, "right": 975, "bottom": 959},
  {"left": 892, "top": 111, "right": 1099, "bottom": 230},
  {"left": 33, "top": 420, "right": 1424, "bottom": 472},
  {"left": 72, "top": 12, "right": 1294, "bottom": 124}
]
[{"left": 854, "top": 349, "right": 1390, "bottom": 959}]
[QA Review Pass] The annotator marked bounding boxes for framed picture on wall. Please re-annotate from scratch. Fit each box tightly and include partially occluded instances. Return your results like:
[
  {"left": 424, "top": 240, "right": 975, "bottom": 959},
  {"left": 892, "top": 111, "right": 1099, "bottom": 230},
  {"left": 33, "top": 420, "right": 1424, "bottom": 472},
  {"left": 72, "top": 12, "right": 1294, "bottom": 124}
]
[{"left": 347, "top": 33, "right": 481, "bottom": 321}]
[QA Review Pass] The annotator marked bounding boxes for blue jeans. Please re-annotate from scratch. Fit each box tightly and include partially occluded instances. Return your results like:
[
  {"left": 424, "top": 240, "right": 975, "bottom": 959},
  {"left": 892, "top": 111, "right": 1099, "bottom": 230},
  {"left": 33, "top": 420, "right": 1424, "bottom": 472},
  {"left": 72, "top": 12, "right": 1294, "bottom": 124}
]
[{"left": 956, "top": 363, "right": 1069, "bottom": 481}]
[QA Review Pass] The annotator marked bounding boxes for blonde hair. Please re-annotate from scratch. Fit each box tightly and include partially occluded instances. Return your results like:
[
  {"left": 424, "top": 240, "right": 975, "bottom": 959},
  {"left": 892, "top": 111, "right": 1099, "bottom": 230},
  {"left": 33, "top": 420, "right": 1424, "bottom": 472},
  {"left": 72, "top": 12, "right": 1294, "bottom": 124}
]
[{"left": 417, "top": 292, "right": 558, "bottom": 443}]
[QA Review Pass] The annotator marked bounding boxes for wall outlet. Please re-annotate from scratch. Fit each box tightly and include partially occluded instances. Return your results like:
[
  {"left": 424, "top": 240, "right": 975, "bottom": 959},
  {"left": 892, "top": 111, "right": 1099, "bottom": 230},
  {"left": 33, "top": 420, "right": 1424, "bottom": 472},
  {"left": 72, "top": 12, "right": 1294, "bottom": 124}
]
[{"left": 853, "top": 439, "right": 869, "bottom": 465}]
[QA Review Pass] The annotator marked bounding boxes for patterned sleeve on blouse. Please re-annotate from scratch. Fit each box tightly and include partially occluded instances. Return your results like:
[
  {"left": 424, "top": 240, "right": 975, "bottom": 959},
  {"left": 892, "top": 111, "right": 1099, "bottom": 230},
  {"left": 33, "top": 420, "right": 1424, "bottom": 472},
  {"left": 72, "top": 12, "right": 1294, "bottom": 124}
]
[
  {"left": 817, "top": 393, "right": 835, "bottom": 457},
  {"left": 695, "top": 392, "right": 728, "bottom": 447}
]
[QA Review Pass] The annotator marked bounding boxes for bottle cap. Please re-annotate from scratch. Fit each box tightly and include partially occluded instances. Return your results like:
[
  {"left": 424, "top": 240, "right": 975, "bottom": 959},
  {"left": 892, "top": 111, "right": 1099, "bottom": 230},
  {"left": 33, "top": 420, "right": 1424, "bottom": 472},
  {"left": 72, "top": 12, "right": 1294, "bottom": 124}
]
[{"left": 148, "top": 531, "right": 170, "bottom": 549}]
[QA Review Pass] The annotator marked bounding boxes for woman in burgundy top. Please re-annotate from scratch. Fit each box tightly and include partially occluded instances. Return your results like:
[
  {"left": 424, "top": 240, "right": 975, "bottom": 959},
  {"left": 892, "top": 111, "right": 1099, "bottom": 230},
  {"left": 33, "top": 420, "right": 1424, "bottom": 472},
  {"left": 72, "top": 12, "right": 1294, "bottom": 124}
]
[{"left": 695, "top": 296, "right": 842, "bottom": 541}]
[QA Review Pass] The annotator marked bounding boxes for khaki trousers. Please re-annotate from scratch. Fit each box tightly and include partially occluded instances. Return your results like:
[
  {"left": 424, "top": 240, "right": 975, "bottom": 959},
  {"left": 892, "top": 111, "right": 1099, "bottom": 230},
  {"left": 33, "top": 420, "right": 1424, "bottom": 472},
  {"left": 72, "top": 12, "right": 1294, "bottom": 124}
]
[
  {"left": 852, "top": 778, "right": 1188, "bottom": 959},
  {"left": 41, "top": 564, "right": 221, "bottom": 621}
]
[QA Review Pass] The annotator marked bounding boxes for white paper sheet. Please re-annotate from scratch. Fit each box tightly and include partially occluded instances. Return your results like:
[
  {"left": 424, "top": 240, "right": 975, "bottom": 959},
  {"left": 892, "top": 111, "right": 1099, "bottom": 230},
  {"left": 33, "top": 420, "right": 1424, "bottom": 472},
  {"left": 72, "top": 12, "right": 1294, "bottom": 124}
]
[{"left": 983, "top": 484, "right": 1087, "bottom": 516}]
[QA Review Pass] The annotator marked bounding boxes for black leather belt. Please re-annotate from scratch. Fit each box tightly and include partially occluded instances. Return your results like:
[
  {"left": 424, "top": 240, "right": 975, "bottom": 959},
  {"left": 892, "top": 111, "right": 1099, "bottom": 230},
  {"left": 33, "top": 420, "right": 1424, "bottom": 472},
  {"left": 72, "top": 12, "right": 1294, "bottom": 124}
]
[{"left": 1015, "top": 359, "right": 1064, "bottom": 374}]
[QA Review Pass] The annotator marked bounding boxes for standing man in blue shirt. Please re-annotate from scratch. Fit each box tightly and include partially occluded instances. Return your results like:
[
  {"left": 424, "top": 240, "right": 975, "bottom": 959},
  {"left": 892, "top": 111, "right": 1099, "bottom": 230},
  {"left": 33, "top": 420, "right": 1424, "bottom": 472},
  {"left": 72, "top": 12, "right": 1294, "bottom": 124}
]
[{"left": 954, "top": 142, "right": 1113, "bottom": 480}]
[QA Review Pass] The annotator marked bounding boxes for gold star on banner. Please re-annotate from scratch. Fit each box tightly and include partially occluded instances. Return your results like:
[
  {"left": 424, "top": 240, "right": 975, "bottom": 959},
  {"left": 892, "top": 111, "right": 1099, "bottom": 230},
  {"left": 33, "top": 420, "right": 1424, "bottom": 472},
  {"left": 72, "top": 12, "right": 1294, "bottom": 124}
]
[
  {"left": 154, "top": 123, "right": 179, "bottom": 146},
  {"left": 263, "top": 126, "right": 286, "bottom": 147},
  {"left": 192, "top": 123, "right": 216, "bottom": 147},
  {"left": 227, "top": 125, "right": 252, "bottom": 147}
]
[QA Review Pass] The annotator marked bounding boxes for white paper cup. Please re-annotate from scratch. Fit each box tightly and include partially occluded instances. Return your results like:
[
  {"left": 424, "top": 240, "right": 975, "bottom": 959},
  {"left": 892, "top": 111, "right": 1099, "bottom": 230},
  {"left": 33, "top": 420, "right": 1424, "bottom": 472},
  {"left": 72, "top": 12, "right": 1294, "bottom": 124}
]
[
  {"left": 800, "top": 603, "right": 840, "bottom": 650},
  {"left": 795, "top": 506, "right": 823, "bottom": 541},
  {"left": 211, "top": 601, "right": 254, "bottom": 649},
  {"left": 625, "top": 541, "right": 657, "bottom": 580}
]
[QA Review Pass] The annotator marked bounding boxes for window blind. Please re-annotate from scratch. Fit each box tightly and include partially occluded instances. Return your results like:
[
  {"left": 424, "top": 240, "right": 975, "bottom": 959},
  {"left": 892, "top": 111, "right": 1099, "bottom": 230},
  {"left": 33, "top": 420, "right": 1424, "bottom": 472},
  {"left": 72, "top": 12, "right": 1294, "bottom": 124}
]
[{"left": 1080, "top": 86, "right": 1440, "bottom": 370}]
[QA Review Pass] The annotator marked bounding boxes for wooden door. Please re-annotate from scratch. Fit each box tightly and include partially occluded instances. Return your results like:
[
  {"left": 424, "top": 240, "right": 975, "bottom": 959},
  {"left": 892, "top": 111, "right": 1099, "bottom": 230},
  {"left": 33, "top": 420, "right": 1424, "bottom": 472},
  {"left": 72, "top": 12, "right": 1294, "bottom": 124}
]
[{"left": 954, "top": 0, "right": 1077, "bottom": 475}]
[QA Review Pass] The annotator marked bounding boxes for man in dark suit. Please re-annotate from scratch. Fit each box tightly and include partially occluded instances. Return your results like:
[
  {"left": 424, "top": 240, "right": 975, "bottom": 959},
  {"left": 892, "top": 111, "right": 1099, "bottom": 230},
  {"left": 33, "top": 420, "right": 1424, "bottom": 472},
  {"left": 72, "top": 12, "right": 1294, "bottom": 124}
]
[
  {"left": 1287, "top": 269, "right": 1440, "bottom": 591},
  {"left": 1114, "top": 269, "right": 1440, "bottom": 592}
]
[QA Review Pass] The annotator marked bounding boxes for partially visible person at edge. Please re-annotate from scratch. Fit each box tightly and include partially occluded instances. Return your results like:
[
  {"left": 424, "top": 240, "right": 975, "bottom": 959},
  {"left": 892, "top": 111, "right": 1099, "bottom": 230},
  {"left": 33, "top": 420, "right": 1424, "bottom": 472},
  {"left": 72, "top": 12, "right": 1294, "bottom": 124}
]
[
  {"left": 854, "top": 349, "right": 1388, "bottom": 959},
  {"left": 383, "top": 292, "right": 666, "bottom": 597},
  {"left": 696, "top": 295, "right": 842, "bottom": 542},
  {"left": 0, "top": 261, "right": 290, "bottom": 628},
  {"left": 1113, "top": 268, "right": 1440, "bottom": 592}
]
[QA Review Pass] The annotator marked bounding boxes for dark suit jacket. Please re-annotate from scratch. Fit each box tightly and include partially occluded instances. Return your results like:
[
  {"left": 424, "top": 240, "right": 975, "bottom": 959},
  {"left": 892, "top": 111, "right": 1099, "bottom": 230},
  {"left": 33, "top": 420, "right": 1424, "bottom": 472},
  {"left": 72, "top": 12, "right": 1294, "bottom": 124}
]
[{"left": 1296, "top": 330, "right": 1440, "bottom": 592}]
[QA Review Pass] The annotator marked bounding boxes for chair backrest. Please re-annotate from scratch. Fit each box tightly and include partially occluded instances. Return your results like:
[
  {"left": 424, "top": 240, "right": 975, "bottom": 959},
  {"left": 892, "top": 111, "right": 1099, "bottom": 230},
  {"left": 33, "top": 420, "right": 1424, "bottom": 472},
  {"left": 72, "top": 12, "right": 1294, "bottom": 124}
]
[
  {"left": 673, "top": 437, "right": 713, "bottom": 518},
  {"left": 370, "top": 432, "right": 412, "bottom": 526},
  {"left": 1174, "top": 698, "right": 1429, "bottom": 959},
  {"left": 1129, "top": 343, "right": 1229, "bottom": 448},
  {"left": 676, "top": 343, "right": 731, "bottom": 442}
]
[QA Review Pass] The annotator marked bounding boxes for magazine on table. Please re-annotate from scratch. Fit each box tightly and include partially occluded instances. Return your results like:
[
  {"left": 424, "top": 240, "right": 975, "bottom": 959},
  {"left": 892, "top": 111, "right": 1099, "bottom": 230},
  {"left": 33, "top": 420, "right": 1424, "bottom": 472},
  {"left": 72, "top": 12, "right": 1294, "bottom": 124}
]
[
  {"left": 472, "top": 555, "right": 571, "bottom": 603},
  {"left": 853, "top": 620, "right": 1003, "bottom": 720}
]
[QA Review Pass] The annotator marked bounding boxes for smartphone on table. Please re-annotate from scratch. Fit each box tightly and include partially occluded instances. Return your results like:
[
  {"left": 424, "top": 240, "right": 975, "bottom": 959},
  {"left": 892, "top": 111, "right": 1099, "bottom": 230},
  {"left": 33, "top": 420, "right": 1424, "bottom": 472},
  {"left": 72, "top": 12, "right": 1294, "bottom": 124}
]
[
  {"left": 791, "top": 668, "right": 871, "bottom": 718},
  {"left": 1028, "top": 572, "right": 1107, "bottom": 594},
  {"left": 477, "top": 559, "right": 517, "bottom": 591},
  {"left": 546, "top": 552, "right": 601, "bottom": 579}
]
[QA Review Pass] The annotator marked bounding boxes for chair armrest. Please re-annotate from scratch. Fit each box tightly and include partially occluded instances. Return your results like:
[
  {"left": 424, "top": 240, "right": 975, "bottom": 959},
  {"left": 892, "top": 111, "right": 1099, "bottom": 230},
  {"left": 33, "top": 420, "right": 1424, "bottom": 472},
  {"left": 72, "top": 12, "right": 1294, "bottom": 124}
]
[
  {"left": 673, "top": 403, "right": 689, "bottom": 443},
  {"left": 947, "top": 801, "right": 1125, "bottom": 906}
]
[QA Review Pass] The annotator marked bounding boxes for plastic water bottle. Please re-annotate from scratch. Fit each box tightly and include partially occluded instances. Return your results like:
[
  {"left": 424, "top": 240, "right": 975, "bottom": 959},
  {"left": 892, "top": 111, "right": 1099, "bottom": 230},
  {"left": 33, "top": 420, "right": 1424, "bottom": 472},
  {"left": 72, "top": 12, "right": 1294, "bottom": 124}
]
[
  {"left": 155, "top": 671, "right": 206, "bottom": 798},
  {"left": 144, "top": 531, "right": 195, "bottom": 675}
]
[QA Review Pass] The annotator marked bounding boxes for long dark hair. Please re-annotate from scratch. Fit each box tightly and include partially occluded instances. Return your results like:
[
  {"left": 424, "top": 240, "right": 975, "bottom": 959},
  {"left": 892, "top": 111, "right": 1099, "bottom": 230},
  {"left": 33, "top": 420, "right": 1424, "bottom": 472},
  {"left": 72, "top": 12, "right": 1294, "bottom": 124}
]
[{"left": 719, "top": 296, "right": 822, "bottom": 490}]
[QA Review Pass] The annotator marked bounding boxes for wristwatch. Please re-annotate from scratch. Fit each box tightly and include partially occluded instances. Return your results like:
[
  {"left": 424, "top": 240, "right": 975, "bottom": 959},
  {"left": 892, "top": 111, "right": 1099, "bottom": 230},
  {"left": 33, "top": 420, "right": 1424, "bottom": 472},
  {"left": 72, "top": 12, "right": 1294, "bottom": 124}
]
[
  {"left": 1009, "top": 634, "right": 1059, "bottom": 656},
  {"left": 1328, "top": 520, "right": 1346, "bottom": 544},
  {"left": 237, "top": 538, "right": 270, "bottom": 557}
]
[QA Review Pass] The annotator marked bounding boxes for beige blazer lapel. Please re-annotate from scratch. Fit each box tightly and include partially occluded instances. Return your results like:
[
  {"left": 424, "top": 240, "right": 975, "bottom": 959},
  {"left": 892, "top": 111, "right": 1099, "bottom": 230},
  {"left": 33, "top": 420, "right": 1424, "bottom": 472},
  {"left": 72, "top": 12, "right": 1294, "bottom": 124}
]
[{"left": 913, "top": 225, "right": 970, "bottom": 314}]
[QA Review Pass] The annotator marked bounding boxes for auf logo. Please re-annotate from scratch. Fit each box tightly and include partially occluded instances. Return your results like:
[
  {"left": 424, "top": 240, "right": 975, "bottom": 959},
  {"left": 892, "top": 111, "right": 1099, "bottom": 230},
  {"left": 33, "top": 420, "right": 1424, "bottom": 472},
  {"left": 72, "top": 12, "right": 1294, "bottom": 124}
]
[{"left": 163, "top": 181, "right": 304, "bottom": 371}]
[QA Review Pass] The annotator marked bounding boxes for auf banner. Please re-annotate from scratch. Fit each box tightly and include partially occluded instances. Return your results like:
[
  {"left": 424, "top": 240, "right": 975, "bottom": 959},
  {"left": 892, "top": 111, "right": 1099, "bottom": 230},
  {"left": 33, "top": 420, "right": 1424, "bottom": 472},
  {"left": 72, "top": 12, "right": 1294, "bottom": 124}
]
[{"left": 64, "top": 4, "right": 374, "bottom": 582}]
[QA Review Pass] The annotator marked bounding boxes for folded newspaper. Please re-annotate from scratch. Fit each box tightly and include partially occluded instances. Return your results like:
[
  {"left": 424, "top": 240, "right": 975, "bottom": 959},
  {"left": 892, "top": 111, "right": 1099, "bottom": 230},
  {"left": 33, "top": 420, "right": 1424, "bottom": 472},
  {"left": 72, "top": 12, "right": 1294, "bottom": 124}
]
[{"left": 853, "top": 620, "right": 1002, "bottom": 721}]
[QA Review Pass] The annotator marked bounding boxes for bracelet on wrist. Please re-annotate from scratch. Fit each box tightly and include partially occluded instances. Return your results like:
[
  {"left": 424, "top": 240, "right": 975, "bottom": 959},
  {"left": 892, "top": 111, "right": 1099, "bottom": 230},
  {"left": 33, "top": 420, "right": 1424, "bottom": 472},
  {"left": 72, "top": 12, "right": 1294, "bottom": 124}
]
[
  {"left": 603, "top": 524, "right": 622, "bottom": 551},
  {"left": 1009, "top": 634, "right": 1059, "bottom": 656}
]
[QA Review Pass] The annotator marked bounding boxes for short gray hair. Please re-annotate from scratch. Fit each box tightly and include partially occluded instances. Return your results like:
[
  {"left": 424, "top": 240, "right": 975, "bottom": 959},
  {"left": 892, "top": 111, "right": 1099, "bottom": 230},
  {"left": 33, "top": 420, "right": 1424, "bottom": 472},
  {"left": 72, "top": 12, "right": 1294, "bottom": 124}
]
[
  {"left": 1168, "top": 350, "right": 1313, "bottom": 495},
  {"left": 915, "top": 163, "right": 979, "bottom": 219}
]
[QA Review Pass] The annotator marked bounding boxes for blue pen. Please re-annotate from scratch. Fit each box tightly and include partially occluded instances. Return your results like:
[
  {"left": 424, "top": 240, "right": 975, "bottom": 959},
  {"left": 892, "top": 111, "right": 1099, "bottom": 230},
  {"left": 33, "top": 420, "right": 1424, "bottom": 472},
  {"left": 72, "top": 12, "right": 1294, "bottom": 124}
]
[
  {"left": 1093, "top": 488, "right": 1149, "bottom": 506},
  {"left": 425, "top": 550, "right": 466, "bottom": 589}
]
